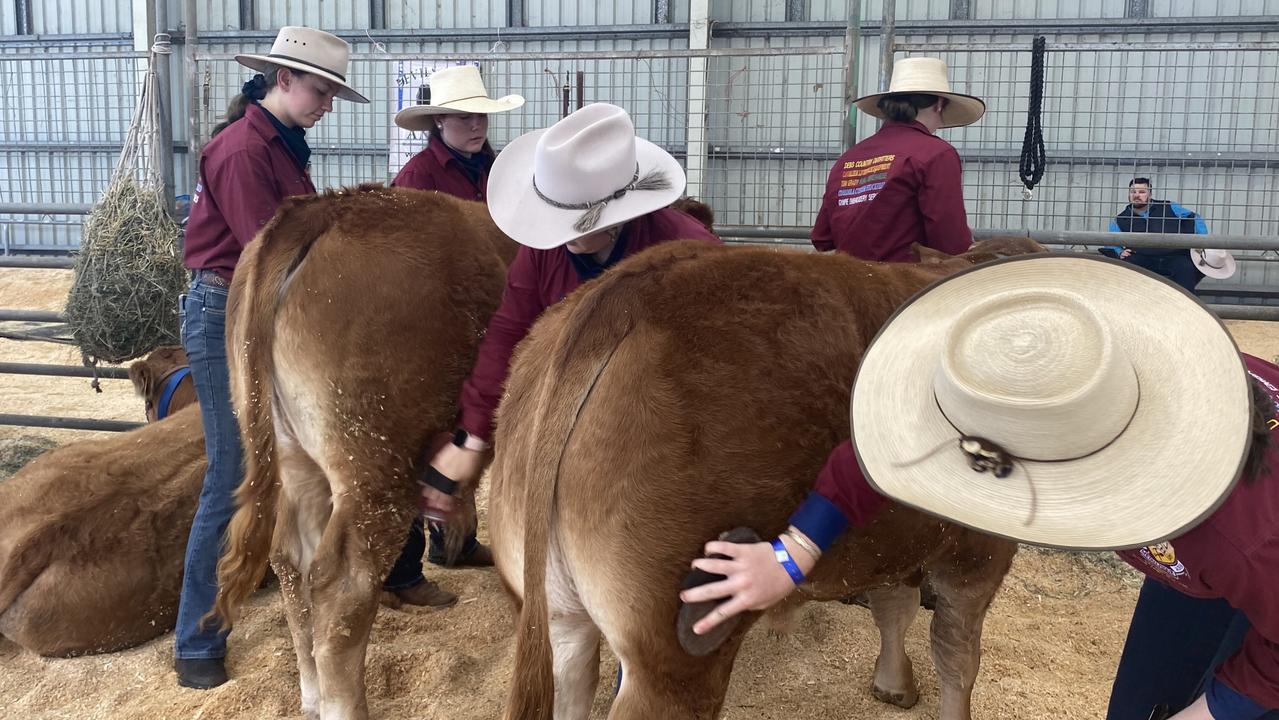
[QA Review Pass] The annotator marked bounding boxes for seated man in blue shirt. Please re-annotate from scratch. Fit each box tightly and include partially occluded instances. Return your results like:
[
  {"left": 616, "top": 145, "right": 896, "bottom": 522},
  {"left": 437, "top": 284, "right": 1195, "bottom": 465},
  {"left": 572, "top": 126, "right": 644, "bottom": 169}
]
[{"left": 1102, "top": 177, "right": 1208, "bottom": 291}]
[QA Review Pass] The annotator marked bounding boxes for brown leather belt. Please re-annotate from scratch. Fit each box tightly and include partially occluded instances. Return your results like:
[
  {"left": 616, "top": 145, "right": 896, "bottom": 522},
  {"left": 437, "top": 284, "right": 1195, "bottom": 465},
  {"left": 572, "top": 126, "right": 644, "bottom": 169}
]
[{"left": 194, "top": 269, "right": 231, "bottom": 288}]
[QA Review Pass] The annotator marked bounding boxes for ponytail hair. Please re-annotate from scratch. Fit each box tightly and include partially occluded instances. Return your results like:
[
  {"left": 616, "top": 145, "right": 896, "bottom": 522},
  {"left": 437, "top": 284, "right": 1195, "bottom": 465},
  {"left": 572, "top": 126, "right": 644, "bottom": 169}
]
[
  {"left": 877, "top": 93, "right": 943, "bottom": 123},
  {"left": 210, "top": 63, "right": 308, "bottom": 139}
]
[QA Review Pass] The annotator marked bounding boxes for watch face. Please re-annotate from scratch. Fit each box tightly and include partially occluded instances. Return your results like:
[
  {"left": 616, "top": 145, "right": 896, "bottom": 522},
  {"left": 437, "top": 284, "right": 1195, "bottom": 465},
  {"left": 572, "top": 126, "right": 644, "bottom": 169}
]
[{"left": 452, "top": 429, "right": 469, "bottom": 447}]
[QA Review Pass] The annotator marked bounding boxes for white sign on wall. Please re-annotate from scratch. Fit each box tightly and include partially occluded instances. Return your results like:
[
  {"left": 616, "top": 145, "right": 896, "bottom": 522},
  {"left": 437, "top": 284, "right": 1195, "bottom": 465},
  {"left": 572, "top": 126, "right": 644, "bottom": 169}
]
[{"left": 389, "top": 59, "right": 481, "bottom": 178}]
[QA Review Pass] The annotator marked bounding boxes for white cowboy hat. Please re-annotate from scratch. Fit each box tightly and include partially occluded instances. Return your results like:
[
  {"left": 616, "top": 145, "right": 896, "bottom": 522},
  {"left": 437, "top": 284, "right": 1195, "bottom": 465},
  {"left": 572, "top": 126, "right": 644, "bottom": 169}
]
[
  {"left": 394, "top": 65, "right": 525, "bottom": 130},
  {"left": 486, "top": 103, "right": 686, "bottom": 249},
  {"left": 851, "top": 254, "right": 1250, "bottom": 551},
  {"left": 1192, "top": 248, "right": 1237, "bottom": 280},
  {"left": 855, "top": 57, "right": 985, "bottom": 128},
  {"left": 236, "top": 26, "right": 368, "bottom": 104}
]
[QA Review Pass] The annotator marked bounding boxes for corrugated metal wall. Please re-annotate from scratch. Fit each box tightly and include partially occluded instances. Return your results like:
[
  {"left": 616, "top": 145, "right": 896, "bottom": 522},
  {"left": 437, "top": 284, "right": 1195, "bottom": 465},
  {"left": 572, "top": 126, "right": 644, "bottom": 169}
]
[{"left": 28, "top": 0, "right": 132, "bottom": 34}]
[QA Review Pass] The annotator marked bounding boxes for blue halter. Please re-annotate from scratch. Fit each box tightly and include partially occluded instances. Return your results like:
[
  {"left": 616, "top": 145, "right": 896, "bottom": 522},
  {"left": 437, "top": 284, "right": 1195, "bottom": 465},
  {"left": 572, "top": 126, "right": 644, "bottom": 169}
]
[{"left": 156, "top": 366, "right": 192, "bottom": 420}]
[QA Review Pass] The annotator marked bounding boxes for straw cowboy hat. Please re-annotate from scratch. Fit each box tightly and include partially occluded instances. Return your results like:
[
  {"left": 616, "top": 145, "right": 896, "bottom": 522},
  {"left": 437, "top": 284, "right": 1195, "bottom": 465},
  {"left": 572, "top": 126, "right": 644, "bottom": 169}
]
[
  {"left": 1192, "top": 248, "right": 1237, "bottom": 280},
  {"left": 850, "top": 254, "right": 1250, "bottom": 551},
  {"left": 236, "top": 26, "right": 368, "bottom": 103},
  {"left": 486, "top": 103, "right": 686, "bottom": 249},
  {"left": 394, "top": 65, "right": 525, "bottom": 131},
  {"left": 855, "top": 57, "right": 985, "bottom": 128}
]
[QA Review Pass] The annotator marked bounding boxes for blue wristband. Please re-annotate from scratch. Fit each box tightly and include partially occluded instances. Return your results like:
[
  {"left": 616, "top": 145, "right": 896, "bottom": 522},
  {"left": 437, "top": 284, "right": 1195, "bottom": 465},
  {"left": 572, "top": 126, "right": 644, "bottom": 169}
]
[{"left": 770, "top": 538, "right": 806, "bottom": 586}]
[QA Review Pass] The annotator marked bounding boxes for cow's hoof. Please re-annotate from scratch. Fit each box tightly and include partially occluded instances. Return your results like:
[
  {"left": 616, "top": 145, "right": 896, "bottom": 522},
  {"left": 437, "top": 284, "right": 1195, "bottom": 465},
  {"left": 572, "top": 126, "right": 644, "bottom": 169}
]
[
  {"left": 677, "top": 527, "right": 762, "bottom": 657},
  {"left": 871, "top": 682, "right": 919, "bottom": 709}
]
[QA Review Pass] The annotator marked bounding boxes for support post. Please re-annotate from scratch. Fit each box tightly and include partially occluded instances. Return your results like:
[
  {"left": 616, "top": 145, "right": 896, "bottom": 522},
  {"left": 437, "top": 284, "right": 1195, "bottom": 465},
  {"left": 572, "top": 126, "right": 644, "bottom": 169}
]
[
  {"left": 841, "top": 0, "right": 861, "bottom": 149},
  {"left": 184, "top": 0, "right": 200, "bottom": 194},
  {"left": 879, "top": 0, "right": 896, "bottom": 93},
  {"left": 685, "top": 0, "right": 710, "bottom": 199}
]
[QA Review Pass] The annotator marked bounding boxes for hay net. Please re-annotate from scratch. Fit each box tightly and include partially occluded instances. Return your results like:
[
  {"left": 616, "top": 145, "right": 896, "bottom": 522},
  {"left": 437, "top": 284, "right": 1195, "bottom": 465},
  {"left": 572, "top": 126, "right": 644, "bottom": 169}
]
[{"left": 65, "top": 34, "right": 187, "bottom": 371}]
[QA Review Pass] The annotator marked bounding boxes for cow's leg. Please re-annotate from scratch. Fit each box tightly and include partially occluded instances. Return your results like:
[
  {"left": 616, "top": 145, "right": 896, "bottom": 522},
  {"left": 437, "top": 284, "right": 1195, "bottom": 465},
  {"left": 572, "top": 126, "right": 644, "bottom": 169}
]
[
  {"left": 274, "top": 440, "right": 333, "bottom": 720},
  {"left": 606, "top": 651, "right": 735, "bottom": 720},
  {"left": 866, "top": 583, "right": 922, "bottom": 708},
  {"left": 308, "top": 487, "right": 383, "bottom": 720},
  {"left": 927, "top": 535, "right": 1017, "bottom": 720},
  {"left": 549, "top": 611, "right": 601, "bottom": 720}
]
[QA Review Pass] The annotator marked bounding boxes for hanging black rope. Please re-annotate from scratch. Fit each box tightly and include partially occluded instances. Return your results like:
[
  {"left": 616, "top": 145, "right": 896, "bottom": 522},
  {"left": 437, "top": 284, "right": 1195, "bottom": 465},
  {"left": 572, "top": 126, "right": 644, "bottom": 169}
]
[{"left": 1019, "top": 36, "right": 1048, "bottom": 196}]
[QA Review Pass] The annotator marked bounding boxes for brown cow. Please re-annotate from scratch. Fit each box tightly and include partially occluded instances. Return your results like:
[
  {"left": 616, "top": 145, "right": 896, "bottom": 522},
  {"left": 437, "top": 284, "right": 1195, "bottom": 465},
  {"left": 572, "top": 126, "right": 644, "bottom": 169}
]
[
  {"left": 128, "top": 344, "right": 196, "bottom": 422},
  {"left": 488, "top": 238, "right": 1044, "bottom": 720},
  {"left": 212, "top": 185, "right": 514, "bottom": 720},
  {"left": 0, "top": 346, "right": 203, "bottom": 656}
]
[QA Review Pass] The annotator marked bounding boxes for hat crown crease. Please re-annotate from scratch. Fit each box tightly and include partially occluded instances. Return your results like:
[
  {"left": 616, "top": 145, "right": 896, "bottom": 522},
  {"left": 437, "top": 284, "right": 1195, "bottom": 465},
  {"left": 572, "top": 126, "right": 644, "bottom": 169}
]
[{"left": 534, "top": 104, "right": 638, "bottom": 206}]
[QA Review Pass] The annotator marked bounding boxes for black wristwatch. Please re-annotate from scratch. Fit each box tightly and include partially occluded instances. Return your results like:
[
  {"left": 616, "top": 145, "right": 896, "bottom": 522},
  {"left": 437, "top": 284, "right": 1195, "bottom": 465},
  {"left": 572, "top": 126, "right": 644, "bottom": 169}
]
[{"left": 450, "top": 428, "right": 491, "bottom": 452}]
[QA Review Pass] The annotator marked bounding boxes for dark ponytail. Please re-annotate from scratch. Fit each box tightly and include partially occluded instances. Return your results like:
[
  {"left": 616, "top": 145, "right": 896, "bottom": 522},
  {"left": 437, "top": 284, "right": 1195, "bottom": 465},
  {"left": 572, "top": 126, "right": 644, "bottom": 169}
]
[
  {"left": 210, "top": 63, "right": 307, "bottom": 138},
  {"left": 877, "top": 93, "right": 943, "bottom": 122},
  {"left": 1242, "top": 376, "right": 1275, "bottom": 484}
]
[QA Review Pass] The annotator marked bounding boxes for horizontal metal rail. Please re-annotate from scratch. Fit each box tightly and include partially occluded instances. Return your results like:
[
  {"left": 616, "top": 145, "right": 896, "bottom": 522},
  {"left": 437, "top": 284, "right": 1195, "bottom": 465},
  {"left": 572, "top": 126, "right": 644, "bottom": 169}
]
[
  {"left": 197, "top": 46, "right": 846, "bottom": 62},
  {"left": 0, "top": 362, "right": 131, "bottom": 380},
  {"left": 1211, "top": 305, "right": 1279, "bottom": 322},
  {"left": 0, "top": 255, "right": 76, "bottom": 269},
  {"left": 0, "top": 309, "right": 66, "bottom": 322},
  {"left": 0, "top": 203, "right": 94, "bottom": 216},
  {"left": 717, "top": 226, "right": 1279, "bottom": 252},
  {"left": 896, "top": 42, "right": 1279, "bottom": 52},
  {"left": 0, "top": 413, "right": 141, "bottom": 432}
]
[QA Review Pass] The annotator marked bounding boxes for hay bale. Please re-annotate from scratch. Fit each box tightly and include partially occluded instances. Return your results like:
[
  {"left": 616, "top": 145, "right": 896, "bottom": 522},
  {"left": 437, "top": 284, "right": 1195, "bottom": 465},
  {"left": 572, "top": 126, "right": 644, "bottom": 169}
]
[
  {"left": 64, "top": 177, "right": 186, "bottom": 365},
  {"left": 0, "top": 435, "right": 58, "bottom": 482}
]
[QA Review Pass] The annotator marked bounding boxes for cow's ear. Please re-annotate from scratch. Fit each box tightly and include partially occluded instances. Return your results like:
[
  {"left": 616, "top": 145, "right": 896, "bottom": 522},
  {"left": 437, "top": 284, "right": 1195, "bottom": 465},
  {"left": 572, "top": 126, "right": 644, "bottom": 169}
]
[
  {"left": 914, "top": 243, "right": 952, "bottom": 263},
  {"left": 127, "top": 360, "right": 154, "bottom": 399}
]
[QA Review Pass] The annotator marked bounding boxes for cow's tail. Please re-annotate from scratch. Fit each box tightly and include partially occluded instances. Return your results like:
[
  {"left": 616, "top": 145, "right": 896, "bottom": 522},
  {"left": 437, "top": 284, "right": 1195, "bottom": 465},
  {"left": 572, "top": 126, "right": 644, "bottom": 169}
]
[
  {"left": 505, "top": 249, "right": 694, "bottom": 720},
  {"left": 208, "top": 196, "right": 334, "bottom": 630}
]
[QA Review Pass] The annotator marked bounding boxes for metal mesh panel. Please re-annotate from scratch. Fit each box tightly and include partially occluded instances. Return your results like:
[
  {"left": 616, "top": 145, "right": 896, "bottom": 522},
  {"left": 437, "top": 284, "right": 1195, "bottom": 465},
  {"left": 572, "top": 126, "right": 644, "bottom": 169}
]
[
  {"left": 891, "top": 36, "right": 1279, "bottom": 237},
  {"left": 191, "top": 44, "right": 845, "bottom": 230},
  {"left": 0, "top": 49, "right": 147, "bottom": 250}
]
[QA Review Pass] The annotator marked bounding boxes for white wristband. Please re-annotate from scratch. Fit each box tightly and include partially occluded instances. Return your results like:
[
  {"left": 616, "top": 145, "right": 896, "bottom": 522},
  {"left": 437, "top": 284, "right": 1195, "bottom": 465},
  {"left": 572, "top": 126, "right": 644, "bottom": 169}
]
[{"left": 461, "top": 432, "right": 491, "bottom": 452}]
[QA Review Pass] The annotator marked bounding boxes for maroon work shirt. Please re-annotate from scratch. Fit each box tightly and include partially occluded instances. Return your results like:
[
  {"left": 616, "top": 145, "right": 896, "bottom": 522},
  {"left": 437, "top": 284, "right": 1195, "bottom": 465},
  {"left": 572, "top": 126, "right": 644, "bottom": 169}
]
[
  {"left": 184, "top": 103, "right": 316, "bottom": 279},
  {"left": 457, "top": 207, "right": 721, "bottom": 441},
  {"left": 391, "top": 138, "right": 488, "bottom": 202},
  {"left": 813, "top": 353, "right": 1279, "bottom": 710},
  {"left": 1113, "top": 354, "right": 1279, "bottom": 709},
  {"left": 811, "top": 120, "right": 972, "bottom": 261}
]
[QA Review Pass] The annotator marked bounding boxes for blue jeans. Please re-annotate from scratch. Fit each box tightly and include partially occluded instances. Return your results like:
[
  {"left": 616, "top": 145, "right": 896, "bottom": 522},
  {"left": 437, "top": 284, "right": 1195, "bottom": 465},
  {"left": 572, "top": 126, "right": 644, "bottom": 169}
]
[
  {"left": 1125, "top": 251, "right": 1204, "bottom": 293},
  {"left": 1108, "top": 578, "right": 1278, "bottom": 719},
  {"left": 174, "top": 275, "right": 243, "bottom": 660},
  {"left": 383, "top": 519, "right": 479, "bottom": 590}
]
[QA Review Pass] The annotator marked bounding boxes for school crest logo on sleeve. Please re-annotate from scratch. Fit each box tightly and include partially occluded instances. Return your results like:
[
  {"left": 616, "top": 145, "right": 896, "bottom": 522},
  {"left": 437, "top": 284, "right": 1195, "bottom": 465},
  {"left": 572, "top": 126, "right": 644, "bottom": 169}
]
[{"left": 1138, "top": 541, "right": 1188, "bottom": 580}]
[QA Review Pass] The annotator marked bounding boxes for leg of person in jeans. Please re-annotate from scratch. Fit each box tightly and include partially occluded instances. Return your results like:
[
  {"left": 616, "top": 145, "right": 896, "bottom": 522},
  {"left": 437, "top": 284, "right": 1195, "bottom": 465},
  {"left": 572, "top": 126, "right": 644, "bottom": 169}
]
[
  {"left": 383, "top": 517, "right": 458, "bottom": 608},
  {"left": 1192, "top": 613, "right": 1279, "bottom": 719},
  {"left": 1166, "top": 252, "right": 1205, "bottom": 293},
  {"left": 173, "top": 280, "right": 241, "bottom": 689},
  {"left": 1106, "top": 578, "right": 1238, "bottom": 719}
]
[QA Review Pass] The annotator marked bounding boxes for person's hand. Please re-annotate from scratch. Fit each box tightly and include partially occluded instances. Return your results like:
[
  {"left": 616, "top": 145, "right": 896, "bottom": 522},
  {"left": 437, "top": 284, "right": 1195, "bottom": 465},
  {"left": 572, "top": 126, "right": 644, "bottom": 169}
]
[
  {"left": 678, "top": 534, "right": 818, "bottom": 636},
  {"left": 419, "top": 442, "right": 485, "bottom": 519},
  {"left": 1120, "top": 248, "right": 1133, "bottom": 259},
  {"left": 1168, "top": 695, "right": 1215, "bottom": 719}
]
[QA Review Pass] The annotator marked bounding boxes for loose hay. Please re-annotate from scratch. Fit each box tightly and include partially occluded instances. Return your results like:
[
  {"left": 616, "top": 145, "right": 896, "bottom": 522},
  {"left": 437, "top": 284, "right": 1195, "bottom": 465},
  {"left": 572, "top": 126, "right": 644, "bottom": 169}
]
[
  {"left": 64, "top": 177, "right": 185, "bottom": 366},
  {"left": 0, "top": 434, "right": 57, "bottom": 481}
]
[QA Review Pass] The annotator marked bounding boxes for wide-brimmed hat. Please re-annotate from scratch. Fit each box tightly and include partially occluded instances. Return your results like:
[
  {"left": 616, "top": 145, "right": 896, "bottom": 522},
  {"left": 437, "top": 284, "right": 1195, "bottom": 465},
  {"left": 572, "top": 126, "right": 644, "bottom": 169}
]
[
  {"left": 236, "top": 26, "right": 368, "bottom": 104},
  {"left": 394, "top": 65, "right": 525, "bottom": 131},
  {"left": 855, "top": 57, "right": 985, "bottom": 128},
  {"left": 486, "top": 103, "right": 686, "bottom": 249},
  {"left": 850, "top": 254, "right": 1250, "bottom": 551},
  {"left": 1192, "top": 248, "right": 1237, "bottom": 280}
]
